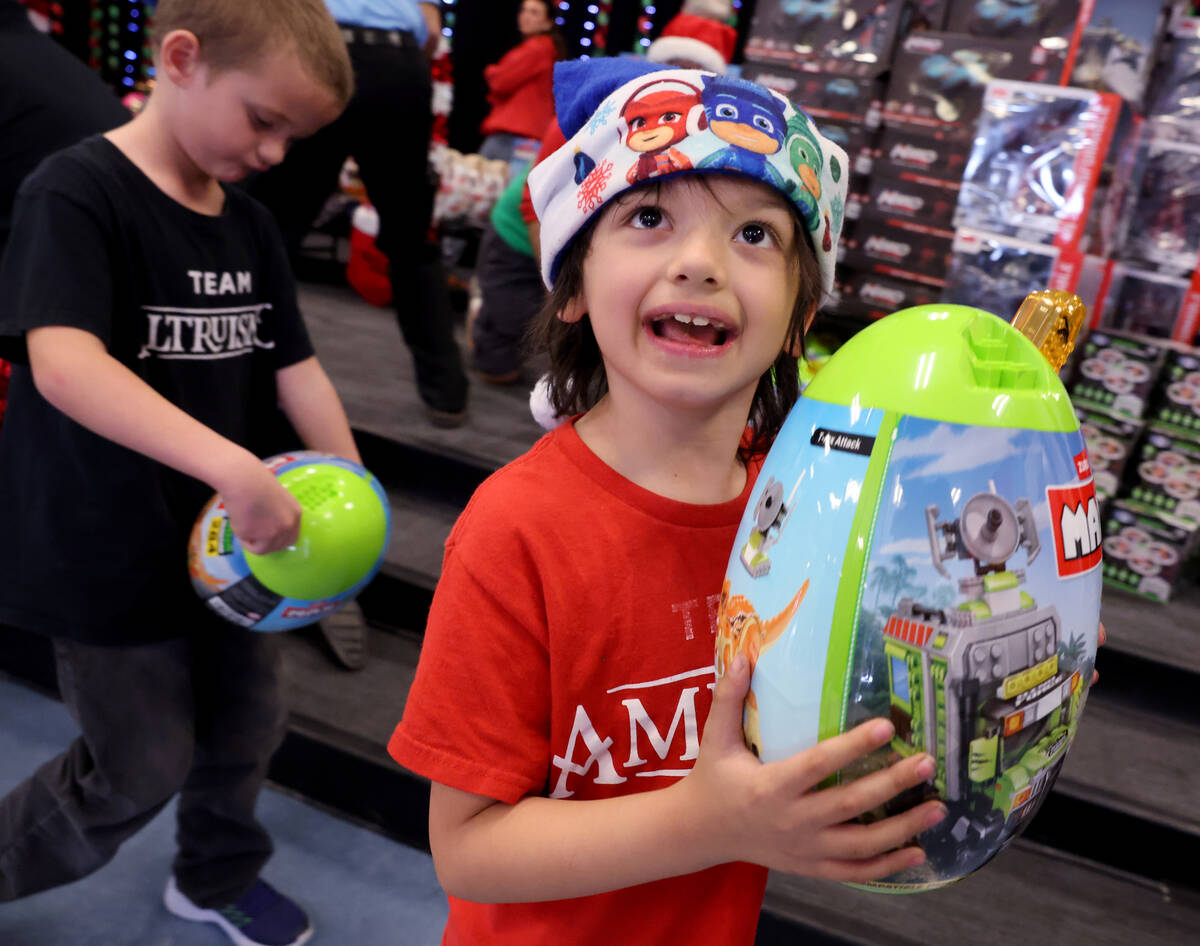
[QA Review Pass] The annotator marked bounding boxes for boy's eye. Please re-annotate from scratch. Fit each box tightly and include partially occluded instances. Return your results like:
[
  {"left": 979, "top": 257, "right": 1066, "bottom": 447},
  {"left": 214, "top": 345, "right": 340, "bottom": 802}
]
[
  {"left": 249, "top": 111, "right": 273, "bottom": 131},
  {"left": 631, "top": 206, "right": 665, "bottom": 229},
  {"left": 736, "top": 222, "right": 774, "bottom": 247}
]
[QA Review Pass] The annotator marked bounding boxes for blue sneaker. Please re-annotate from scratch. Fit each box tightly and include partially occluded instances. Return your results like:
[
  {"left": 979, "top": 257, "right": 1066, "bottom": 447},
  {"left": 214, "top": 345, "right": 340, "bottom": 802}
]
[{"left": 164, "top": 875, "right": 313, "bottom": 946}]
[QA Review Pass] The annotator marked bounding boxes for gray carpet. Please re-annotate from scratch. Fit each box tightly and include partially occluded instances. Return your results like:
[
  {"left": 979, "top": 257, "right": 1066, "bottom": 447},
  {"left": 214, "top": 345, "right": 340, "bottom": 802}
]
[{"left": 0, "top": 674, "right": 449, "bottom": 946}]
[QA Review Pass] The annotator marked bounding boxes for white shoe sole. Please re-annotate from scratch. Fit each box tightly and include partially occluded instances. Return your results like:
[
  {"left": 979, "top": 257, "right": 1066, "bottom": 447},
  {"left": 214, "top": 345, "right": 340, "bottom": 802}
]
[{"left": 163, "top": 876, "right": 313, "bottom": 946}]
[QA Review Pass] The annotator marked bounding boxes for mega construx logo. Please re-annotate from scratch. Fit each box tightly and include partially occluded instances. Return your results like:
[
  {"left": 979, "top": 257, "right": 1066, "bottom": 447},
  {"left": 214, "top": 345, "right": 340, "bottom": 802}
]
[
  {"left": 1046, "top": 477, "right": 1101, "bottom": 578},
  {"left": 864, "top": 235, "right": 911, "bottom": 260},
  {"left": 890, "top": 143, "right": 938, "bottom": 167},
  {"left": 877, "top": 189, "right": 924, "bottom": 214}
]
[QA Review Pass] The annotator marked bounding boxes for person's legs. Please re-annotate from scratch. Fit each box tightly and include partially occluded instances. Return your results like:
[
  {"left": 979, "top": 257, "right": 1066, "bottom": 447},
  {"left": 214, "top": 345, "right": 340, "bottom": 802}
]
[
  {"left": 0, "top": 636, "right": 195, "bottom": 901},
  {"left": 170, "top": 620, "right": 286, "bottom": 907},
  {"left": 242, "top": 116, "right": 351, "bottom": 266},
  {"left": 347, "top": 41, "right": 468, "bottom": 419},
  {"left": 471, "top": 224, "right": 546, "bottom": 381}
]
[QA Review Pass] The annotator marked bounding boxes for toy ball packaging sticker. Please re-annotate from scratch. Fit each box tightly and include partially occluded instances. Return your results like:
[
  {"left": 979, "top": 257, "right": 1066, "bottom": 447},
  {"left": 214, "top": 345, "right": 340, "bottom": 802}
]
[
  {"left": 718, "top": 398, "right": 885, "bottom": 762},
  {"left": 842, "top": 415, "right": 1101, "bottom": 890}
]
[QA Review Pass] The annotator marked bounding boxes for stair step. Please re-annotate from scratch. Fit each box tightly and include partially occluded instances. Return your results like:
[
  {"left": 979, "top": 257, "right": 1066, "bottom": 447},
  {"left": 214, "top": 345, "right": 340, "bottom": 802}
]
[{"left": 759, "top": 843, "right": 1200, "bottom": 946}]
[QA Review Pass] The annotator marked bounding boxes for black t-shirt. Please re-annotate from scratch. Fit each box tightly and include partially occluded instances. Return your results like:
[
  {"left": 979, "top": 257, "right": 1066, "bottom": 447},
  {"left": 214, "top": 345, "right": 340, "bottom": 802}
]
[{"left": 0, "top": 136, "right": 315, "bottom": 643}]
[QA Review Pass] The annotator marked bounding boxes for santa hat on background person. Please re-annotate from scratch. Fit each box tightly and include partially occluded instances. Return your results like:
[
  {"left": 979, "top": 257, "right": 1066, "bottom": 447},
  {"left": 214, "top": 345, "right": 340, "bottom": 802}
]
[{"left": 645, "top": 0, "right": 737, "bottom": 75}]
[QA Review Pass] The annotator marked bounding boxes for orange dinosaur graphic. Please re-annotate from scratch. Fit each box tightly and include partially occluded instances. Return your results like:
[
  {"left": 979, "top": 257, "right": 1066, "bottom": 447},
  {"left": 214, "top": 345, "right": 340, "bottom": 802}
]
[{"left": 716, "top": 578, "right": 809, "bottom": 756}]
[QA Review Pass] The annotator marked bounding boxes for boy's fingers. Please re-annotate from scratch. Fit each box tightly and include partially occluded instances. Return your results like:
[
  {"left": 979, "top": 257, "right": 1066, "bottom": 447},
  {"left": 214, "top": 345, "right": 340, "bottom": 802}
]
[
  {"left": 819, "top": 799, "right": 946, "bottom": 864},
  {"left": 817, "top": 844, "right": 926, "bottom": 884},
  {"left": 703, "top": 655, "right": 751, "bottom": 750},
  {"left": 774, "top": 718, "right": 896, "bottom": 794},
  {"left": 807, "top": 752, "right": 935, "bottom": 826}
]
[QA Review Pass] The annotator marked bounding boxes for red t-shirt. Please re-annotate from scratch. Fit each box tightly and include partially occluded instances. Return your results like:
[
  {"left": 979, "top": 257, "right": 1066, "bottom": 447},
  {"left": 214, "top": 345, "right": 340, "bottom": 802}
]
[
  {"left": 389, "top": 421, "right": 767, "bottom": 945},
  {"left": 480, "top": 34, "right": 557, "bottom": 141}
]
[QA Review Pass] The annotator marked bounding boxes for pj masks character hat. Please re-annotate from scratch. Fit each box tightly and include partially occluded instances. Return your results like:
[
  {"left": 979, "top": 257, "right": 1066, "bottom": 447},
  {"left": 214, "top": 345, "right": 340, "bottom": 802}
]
[{"left": 528, "top": 59, "right": 849, "bottom": 295}]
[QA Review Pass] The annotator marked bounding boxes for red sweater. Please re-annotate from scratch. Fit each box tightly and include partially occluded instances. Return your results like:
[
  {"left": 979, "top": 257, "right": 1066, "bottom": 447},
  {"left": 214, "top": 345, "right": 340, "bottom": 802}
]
[{"left": 480, "top": 33, "right": 557, "bottom": 140}]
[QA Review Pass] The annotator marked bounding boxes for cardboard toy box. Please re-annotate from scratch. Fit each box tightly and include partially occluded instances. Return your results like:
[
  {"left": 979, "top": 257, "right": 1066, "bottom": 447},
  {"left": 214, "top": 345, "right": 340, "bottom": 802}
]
[
  {"left": 1101, "top": 500, "right": 1198, "bottom": 602},
  {"left": 875, "top": 125, "right": 970, "bottom": 183},
  {"left": 1123, "top": 427, "right": 1200, "bottom": 530},
  {"left": 883, "top": 32, "right": 1068, "bottom": 139},
  {"left": 1067, "top": 328, "right": 1170, "bottom": 419},
  {"left": 1076, "top": 405, "right": 1143, "bottom": 503},
  {"left": 863, "top": 171, "right": 961, "bottom": 231},
  {"left": 741, "top": 59, "right": 885, "bottom": 128},
  {"left": 832, "top": 267, "right": 943, "bottom": 320},
  {"left": 1148, "top": 346, "right": 1200, "bottom": 440},
  {"left": 743, "top": 0, "right": 910, "bottom": 76},
  {"left": 839, "top": 219, "right": 955, "bottom": 284}
]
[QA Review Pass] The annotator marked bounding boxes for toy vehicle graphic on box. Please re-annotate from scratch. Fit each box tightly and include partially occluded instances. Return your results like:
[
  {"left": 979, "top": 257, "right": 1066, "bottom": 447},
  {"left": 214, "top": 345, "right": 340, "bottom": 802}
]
[
  {"left": 717, "top": 293, "right": 1102, "bottom": 891},
  {"left": 881, "top": 493, "right": 1085, "bottom": 856}
]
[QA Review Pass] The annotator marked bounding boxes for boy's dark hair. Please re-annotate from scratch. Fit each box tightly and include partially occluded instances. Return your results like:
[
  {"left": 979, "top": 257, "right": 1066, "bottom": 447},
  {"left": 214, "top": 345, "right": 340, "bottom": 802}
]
[
  {"left": 150, "top": 0, "right": 354, "bottom": 109},
  {"left": 527, "top": 179, "right": 824, "bottom": 462}
]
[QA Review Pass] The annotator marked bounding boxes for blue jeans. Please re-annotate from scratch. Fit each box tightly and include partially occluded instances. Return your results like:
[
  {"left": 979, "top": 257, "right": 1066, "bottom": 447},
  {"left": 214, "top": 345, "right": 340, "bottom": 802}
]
[{"left": 0, "top": 621, "right": 286, "bottom": 907}]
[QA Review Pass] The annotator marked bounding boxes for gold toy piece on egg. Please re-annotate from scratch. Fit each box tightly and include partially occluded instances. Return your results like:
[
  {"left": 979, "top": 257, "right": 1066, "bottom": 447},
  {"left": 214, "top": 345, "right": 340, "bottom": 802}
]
[{"left": 1010, "top": 290, "right": 1088, "bottom": 373}]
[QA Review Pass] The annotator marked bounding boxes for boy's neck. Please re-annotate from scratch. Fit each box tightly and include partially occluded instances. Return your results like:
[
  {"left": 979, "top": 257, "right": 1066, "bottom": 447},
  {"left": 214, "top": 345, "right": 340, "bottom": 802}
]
[
  {"left": 104, "top": 103, "right": 225, "bottom": 217},
  {"left": 575, "top": 393, "right": 752, "bottom": 505}
]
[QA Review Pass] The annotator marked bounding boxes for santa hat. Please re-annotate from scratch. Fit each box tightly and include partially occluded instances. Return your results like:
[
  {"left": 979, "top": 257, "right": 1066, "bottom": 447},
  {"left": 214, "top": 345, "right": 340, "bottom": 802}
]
[{"left": 646, "top": 12, "right": 737, "bottom": 74}]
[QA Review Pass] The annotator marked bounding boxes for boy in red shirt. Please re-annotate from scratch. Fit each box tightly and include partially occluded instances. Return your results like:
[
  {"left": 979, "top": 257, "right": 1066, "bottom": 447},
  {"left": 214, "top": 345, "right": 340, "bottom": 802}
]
[{"left": 390, "top": 59, "right": 946, "bottom": 945}]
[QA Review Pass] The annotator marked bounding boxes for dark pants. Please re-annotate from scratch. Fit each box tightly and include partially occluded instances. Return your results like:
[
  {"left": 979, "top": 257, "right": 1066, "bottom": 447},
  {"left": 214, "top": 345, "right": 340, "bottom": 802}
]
[
  {"left": 0, "top": 623, "right": 286, "bottom": 907},
  {"left": 471, "top": 224, "right": 545, "bottom": 377},
  {"left": 247, "top": 33, "right": 468, "bottom": 413}
]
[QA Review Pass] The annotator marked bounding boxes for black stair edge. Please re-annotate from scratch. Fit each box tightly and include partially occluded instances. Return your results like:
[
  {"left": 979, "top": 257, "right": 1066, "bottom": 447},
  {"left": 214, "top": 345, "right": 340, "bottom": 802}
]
[
  {"left": 357, "top": 564, "right": 436, "bottom": 637},
  {"left": 354, "top": 427, "right": 496, "bottom": 507},
  {"left": 1093, "top": 643, "right": 1200, "bottom": 729},
  {"left": 1020, "top": 786, "right": 1199, "bottom": 891},
  {"left": 266, "top": 722, "right": 431, "bottom": 854}
]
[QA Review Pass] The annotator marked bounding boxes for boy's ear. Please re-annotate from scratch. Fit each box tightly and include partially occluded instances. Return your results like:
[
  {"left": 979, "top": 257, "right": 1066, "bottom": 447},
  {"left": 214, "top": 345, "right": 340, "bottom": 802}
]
[
  {"left": 785, "top": 302, "right": 819, "bottom": 357},
  {"left": 558, "top": 295, "right": 587, "bottom": 324},
  {"left": 158, "top": 30, "right": 204, "bottom": 87}
]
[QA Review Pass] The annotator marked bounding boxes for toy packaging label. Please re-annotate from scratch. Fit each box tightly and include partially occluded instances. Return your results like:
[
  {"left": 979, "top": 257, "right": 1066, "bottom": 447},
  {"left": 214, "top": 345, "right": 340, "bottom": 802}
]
[
  {"left": 720, "top": 401, "right": 1102, "bottom": 890},
  {"left": 1076, "top": 406, "right": 1143, "bottom": 501},
  {"left": 1149, "top": 348, "right": 1200, "bottom": 437},
  {"left": 883, "top": 32, "right": 1064, "bottom": 139},
  {"left": 954, "top": 81, "right": 1121, "bottom": 249},
  {"left": 743, "top": 0, "right": 910, "bottom": 77},
  {"left": 1066, "top": 329, "right": 1169, "bottom": 419},
  {"left": 1102, "top": 500, "right": 1196, "bottom": 601},
  {"left": 1124, "top": 427, "right": 1200, "bottom": 529}
]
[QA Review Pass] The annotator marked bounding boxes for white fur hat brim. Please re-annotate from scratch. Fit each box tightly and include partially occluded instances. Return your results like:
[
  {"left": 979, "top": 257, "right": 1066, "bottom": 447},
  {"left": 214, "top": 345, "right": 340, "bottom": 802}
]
[{"left": 646, "top": 36, "right": 729, "bottom": 74}]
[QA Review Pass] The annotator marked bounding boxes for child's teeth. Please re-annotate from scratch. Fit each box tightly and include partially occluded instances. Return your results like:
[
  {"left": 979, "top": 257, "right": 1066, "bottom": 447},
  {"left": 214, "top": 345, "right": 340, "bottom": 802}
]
[
  {"left": 692, "top": 317, "right": 710, "bottom": 327},
  {"left": 672, "top": 313, "right": 691, "bottom": 324}
]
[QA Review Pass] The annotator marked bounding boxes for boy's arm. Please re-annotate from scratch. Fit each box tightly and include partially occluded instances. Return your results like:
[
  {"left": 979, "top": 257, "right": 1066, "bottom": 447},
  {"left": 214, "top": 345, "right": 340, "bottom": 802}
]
[
  {"left": 27, "top": 325, "right": 300, "bottom": 553},
  {"left": 429, "top": 655, "right": 944, "bottom": 903},
  {"left": 275, "top": 355, "right": 360, "bottom": 465}
]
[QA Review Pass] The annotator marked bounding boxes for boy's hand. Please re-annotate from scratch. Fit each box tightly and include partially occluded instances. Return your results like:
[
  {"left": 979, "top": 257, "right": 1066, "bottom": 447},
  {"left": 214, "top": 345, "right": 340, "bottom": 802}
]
[
  {"left": 216, "top": 454, "right": 302, "bottom": 555},
  {"left": 687, "top": 655, "right": 946, "bottom": 884}
]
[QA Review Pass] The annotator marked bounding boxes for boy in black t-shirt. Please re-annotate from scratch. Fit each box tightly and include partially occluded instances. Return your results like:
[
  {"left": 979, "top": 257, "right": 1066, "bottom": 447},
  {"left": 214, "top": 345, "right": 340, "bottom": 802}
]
[{"left": 0, "top": 3, "right": 356, "bottom": 944}]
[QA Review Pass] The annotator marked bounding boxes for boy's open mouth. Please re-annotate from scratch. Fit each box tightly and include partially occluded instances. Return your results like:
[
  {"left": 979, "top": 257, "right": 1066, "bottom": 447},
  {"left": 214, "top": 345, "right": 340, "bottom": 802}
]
[{"left": 646, "top": 313, "right": 733, "bottom": 348}]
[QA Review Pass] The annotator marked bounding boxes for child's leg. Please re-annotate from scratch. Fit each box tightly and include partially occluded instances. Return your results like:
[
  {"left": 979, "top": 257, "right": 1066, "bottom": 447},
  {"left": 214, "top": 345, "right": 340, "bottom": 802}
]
[
  {"left": 471, "top": 225, "right": 546, "bottom": 380},
  {"left": 171, "top": 619, "right": 287, "bottom": 907},
  {"left": 0, "top": 636, "right": 196, "bottom": 900}
]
